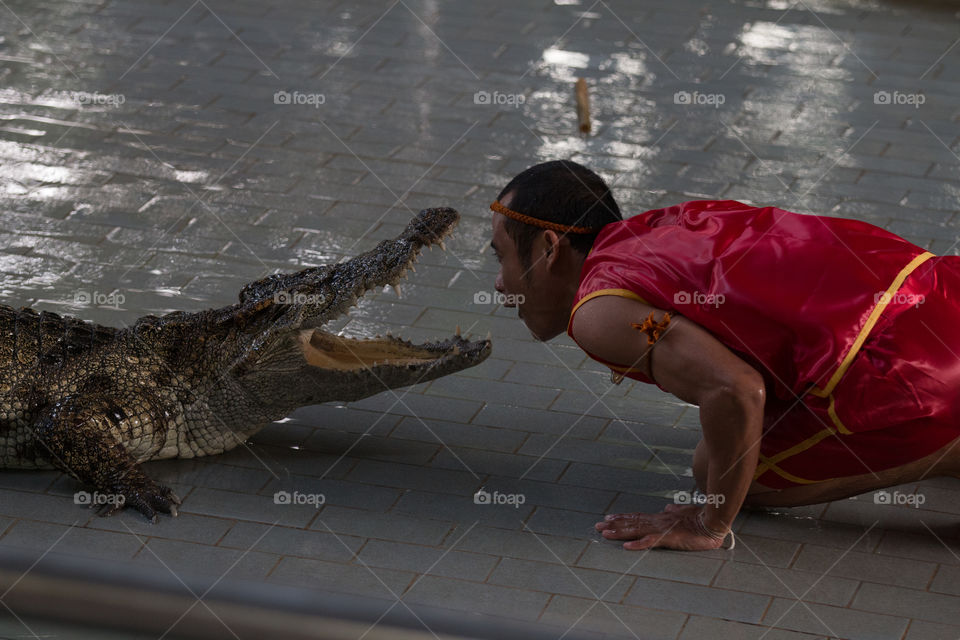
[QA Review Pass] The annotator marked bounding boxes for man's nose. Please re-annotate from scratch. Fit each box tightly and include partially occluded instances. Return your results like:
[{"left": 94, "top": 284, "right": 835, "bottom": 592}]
[{"left": 495, "top": 272, "right": 505, "bottom": 293}]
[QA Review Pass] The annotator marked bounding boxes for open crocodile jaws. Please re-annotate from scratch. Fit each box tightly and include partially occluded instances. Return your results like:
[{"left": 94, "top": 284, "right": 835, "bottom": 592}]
[{"left": 0, "top": 207, "right": 491, "bottom": 521}]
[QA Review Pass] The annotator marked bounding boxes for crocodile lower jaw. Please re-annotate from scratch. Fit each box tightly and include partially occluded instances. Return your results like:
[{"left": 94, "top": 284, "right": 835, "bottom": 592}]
[{"left": 298, "top": 328, "right": 474, "bottom": 371}]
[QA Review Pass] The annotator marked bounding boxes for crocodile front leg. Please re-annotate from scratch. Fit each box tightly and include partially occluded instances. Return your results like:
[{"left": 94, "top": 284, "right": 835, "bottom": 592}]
[{"left": 32, "top": 396, "right": 181, "bottom": 522}]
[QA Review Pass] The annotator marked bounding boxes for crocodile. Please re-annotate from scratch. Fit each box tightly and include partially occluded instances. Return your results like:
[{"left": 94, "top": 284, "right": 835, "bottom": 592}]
[{"left": 0, "top": 207, "right": 490, "bottom": 521}]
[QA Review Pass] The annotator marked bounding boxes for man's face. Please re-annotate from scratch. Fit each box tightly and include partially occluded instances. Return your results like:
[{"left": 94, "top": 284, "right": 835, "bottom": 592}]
[{"left": 490, "top": 203, "right": 571, "bottom": 342}]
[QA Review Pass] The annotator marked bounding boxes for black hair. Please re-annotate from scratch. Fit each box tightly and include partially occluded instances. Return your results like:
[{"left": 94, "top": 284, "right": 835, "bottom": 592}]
[{"left": 496, "top": 159, "right": 622, "bottom": 269}]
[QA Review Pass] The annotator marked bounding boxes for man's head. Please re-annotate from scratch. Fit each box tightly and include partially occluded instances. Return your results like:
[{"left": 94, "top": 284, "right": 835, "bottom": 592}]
[{"left": 490, "top": 160, "right": 622, "bottom": 341}]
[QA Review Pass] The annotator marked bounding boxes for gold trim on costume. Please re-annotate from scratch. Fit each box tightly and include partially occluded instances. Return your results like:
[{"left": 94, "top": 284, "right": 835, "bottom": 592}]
[
  {"left": 570, "top": 253, "right": 936, "bottom": 487},
  {"left": 809, "top": 251, "right": 934, "bottom": 398},
  {"left": 567, "top": 288, "right": 653, "bottom": 375},
  {"left": 754, "top": 251, "right": 934, "bottom": 485}
]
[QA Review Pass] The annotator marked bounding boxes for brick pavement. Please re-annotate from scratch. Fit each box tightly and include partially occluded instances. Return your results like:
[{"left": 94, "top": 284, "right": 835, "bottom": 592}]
[{"left": 0, "top": 0, "right": 959, "bottom": 638}]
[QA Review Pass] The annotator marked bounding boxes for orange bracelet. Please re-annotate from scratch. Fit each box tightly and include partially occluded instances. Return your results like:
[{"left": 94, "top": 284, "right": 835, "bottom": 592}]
[{"left": 631, "top": 311, "right": 672, "bottom": 345}]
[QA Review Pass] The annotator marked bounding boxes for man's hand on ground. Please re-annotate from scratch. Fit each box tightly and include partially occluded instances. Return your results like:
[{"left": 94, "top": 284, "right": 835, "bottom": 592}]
[{"left": 595, "top": 504, "right": 728, "bottom": 551}]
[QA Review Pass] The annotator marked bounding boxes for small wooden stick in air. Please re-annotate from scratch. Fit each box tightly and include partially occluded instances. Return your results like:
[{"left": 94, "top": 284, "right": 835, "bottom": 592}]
[{"left": 575, "top": 77, "right": 591, "bottom": 134}]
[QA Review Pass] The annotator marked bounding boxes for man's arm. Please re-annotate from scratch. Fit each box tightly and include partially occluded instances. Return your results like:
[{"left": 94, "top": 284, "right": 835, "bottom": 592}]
[{"left": 572, "top": 294, "right": 765, "bottom": 549}]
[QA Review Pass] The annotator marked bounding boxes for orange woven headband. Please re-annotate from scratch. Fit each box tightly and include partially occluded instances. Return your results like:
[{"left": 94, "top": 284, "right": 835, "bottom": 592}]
[{"left": 490, "top": 200, "right": 597, "bottom": 234}]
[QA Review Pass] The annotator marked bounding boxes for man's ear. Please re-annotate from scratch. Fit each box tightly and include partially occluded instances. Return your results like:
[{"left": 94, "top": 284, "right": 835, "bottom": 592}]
[
  {"left": 541, "top": 229, "right": 568, "bottom": 269},
  {"left": 541, "top": 230, "right": 558, "bottom": 265}
]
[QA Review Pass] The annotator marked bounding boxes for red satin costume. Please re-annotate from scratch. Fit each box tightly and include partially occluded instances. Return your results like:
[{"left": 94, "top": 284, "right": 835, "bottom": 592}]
[{"left": 566, "top": 199, "right": 960, "bottom": 489}]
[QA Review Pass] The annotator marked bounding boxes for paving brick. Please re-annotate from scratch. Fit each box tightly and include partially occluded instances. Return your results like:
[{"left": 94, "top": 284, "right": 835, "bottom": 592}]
[
  {"left": 299, "top": 428, "right": 441, "bottom": 467},
  {"left": 87, "top": 510, "right": 235, "bottom": 546},
  {"left": 393, "top": 489, "right": 532, "bottom": 530},
  {"left": 134, "top": 537, "right": 281, "bottom": 582},
  {"left": 697, "top": 534, "right": 800, "bottom": 569},
  {"left": 852, "top": 582, "right": 960, "bottom": 626},
  {"left": 738, "top": 509, "right": 883, "bottom": 552},
  {"left": 429, "top": 446, "right": 568, "bottom": 482},
  {"left": 426, "top": 374, "right": 560, "bottom": 409},
  {"left": 179, "top": 487, "right": 316, "bottom": 527},
  {"left": 519, "top": 434, "right": 660, "bottom": 469},
  {"left": 402, "top": 575, "right": 550, "bottom": 622},
  {"left": 576, "top": 542, "right": 722, "bottom": 585},
  {"left": 623, "top": 575, "right": 772, "bottom": 624},
  {"left": 0, "top": 488, "right": 101, "bottom": 526},
  {"left": 346, "top": 459, "right": 481, "bottom": 496},
  {"left": 929, "top": 564, "right": 960, "bottom": 597},
  {"left": 679, "top": 615, "right": 827, "bottom": 640},
  {"left": 455, "top": 525, "right": 588, "bottom": 564},
  {"left": 763, "top": 597, "right": 910, "bottom": 640},
  {"left": 348, "top": 392, "right": 483, "bottom": 424},
  {"left": 0, "top": 520, "right": 143, "bottom": 562},
  {"left": 904, "top": 619, "right": 960, "bottom": 640},
  {"left": 358, "top": 539, "right": 498, "bottom": 582},
  {"left": 389, "top": 416, "right": 529, "bottom": 453},
  {"left": 822, "top": 496, "right": 960, "bottom": 534},
  {"left": 310, "top": 506, "right": 454, "bottom": 546},
  {"left": 540, "top": 594, "right": 688, "bottom": 639},
  {"left": 262, "top": 474, "right": 402, "bottom": 512},
  {"left": 220, "top": 520, "right": 363, "bottom": 564},
  {"left": 712, "top": 561, "right": 858, "bottom": 607},
  {"left": 147, "top": 459, "right": 273, "bottom": 494},
  {"left": 471, "top": 403, "right": 608, "bottom": 439},
  {"left": 268, "top": 556, "right": 415, "bottom": 599},
  {"left": 793, "top": 543, "right": 938, "bottom": 590},
  {"left": 285, "top": 404, "right": 402, "bottom": 437},
  {"left": 489, "top": 557, "right": 632, "bottom": 602},
  {"left": 525, "top": 506, "right": 610, "bottom": 539},
  {"left": 0, "top": 470, "right": 58, "bottom": 494},
  {"left": 560, "top": 458, "right": 689, "bottom": 496},
  {"left": 875, "top": 529, "right": 960, "bottom": 566}
]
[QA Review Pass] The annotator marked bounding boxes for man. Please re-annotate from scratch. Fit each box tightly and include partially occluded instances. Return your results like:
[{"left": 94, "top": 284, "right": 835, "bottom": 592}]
[{"left": 489, "top": 159, "right": 960, "bottom": 552}]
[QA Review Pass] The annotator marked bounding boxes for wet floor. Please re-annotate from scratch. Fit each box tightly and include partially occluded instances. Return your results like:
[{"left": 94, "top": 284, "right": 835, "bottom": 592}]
[{"left": 1, "top": 0, "right": 960, "bottom": 638}]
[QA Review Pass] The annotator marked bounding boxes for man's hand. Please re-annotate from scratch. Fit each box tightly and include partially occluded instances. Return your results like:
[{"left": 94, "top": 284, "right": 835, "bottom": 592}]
[
  {"left": 572, "top": 295, "right": 765, "bottom": 547},
  {"left": 595, "top": 504, "right": 728, "bottom": 551}
]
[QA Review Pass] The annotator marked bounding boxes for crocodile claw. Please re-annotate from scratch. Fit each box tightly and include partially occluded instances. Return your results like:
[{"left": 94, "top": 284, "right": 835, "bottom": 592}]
[
  {"left": 126, "top": 484, "right": 180, "bottom": 523},
  {"left": 96, "top": 477, "right": 181, "bottom": 522}
]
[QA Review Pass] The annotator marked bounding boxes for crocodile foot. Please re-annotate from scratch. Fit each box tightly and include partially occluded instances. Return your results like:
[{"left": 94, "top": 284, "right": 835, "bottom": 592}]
[{"left": 96, "top": 474, "right": 182, "bottom": 523}]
